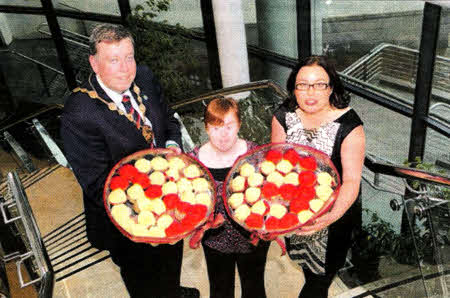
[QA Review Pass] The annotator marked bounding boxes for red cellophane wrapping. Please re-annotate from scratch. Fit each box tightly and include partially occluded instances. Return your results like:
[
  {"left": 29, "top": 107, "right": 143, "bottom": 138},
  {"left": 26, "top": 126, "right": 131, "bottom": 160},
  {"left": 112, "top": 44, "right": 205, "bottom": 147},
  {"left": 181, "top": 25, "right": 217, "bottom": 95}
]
[
  {"left": 104, "top": 148, "right": 223, "bottom": 248},
  {"left": 223, "top": 143, "right": 341, "bottom": 254}
]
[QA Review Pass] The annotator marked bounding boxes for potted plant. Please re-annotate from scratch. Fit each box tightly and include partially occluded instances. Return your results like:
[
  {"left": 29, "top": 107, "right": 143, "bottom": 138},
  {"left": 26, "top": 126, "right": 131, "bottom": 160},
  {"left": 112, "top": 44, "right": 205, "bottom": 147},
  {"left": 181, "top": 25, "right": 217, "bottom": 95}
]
[{"left": 350, "top": 210, "right": 399, "bottom": 283}]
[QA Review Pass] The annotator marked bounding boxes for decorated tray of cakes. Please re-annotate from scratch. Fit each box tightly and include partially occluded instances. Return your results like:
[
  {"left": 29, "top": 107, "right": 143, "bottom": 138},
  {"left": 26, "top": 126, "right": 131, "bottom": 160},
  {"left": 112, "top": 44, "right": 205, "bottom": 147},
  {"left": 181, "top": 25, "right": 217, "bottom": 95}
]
[
  {"left": 223, "top": 143, "right": 341, "bottom": 242},
  {"left": 104, "top": 148, "right": 218, "bottom": 246}
]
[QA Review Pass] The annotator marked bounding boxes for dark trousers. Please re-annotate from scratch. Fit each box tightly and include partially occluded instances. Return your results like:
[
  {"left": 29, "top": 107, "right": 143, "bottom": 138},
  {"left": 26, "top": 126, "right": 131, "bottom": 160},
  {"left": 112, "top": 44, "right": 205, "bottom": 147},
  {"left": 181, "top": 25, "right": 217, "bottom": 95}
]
[
  {"left": 202, "top": 242, "right": 270, "bottom": 298},
  {"left": 110, "top": 236, "right": 184, "bottom": 298},
  {"left": 298, "top": 269, "right": 335, "bottom": 298}
]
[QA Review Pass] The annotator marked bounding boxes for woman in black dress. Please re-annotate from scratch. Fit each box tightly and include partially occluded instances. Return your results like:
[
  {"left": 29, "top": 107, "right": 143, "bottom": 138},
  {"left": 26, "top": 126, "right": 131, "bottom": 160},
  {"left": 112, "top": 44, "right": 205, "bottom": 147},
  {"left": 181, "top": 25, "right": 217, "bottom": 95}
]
[{"left": 272, "top": 55, "right": 365, "bottom": 297}]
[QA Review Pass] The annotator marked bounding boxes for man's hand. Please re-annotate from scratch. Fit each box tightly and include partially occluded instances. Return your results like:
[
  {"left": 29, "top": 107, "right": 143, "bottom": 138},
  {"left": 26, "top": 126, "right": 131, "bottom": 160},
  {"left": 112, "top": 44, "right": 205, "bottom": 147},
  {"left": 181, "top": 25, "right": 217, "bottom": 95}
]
[{"left": 166, "top": 145, "right": 182, "bottom": 155}]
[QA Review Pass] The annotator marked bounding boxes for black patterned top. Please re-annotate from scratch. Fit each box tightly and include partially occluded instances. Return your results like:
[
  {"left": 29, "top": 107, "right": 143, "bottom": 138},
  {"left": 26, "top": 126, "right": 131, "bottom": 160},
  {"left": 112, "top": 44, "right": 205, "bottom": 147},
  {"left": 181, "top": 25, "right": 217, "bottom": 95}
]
[
  {"left": 274, "top": 105, "right": 363, "bottom": 274},
  {"left": 190, "top": 140, "right": 261, "bottom": 253}
]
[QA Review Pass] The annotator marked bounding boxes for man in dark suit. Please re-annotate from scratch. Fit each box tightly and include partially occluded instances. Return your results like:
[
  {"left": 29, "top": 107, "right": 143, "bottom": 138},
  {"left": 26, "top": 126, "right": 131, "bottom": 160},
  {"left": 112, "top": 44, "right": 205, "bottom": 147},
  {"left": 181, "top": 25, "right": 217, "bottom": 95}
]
[{"left": 61, "top": 24, "right": 199, "bottom": 298}]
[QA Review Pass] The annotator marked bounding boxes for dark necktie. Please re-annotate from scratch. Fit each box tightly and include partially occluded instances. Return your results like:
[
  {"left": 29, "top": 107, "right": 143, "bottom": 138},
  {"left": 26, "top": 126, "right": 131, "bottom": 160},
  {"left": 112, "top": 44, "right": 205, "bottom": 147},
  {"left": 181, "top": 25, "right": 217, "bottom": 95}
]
[{"left": 122, "top": 95, "right": 141, "bottom": 129}]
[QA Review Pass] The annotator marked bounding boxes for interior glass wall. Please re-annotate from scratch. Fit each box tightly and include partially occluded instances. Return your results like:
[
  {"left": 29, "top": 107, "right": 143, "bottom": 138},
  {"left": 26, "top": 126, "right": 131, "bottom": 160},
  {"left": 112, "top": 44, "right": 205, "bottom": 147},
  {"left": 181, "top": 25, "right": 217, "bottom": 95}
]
[
  {"left": 0, "top": 14, "right": 67, "bottom": 106},
  {"left": 52, "top": 0, "right": 120, "bottom": 16},
  {"left": 1, "top": 0, "right": 41, "bottom": 7},
  {"left": 130, "top": 0, "right": 203, "bottom": 30},
  {"left": 426, "top": 7, "right": 449, "bottom": 168}
]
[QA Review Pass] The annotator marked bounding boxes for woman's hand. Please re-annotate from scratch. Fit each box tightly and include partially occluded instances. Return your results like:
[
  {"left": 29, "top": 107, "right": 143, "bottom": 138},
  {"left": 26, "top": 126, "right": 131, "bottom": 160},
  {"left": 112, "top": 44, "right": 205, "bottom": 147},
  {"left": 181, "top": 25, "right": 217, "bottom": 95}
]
[{"left": 294, "top": 212, "right": 337, "bottom": 236}]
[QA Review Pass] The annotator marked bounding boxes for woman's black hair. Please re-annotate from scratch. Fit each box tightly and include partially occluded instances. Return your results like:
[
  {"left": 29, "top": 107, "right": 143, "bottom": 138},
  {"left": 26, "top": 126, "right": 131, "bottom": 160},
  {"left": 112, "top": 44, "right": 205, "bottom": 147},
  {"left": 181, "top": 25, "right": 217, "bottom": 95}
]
[{"left": 283, "top": 55, "right": 350, "bottom": 111}]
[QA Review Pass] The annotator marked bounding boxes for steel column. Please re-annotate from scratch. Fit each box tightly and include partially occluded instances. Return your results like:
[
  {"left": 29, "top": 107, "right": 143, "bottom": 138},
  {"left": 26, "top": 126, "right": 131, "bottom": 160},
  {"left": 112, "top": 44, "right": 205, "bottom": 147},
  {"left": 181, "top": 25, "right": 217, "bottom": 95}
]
[
  {"left": 40, "top": 0, "right": 77, "bottom": 90},
  {"left": 296, "top": 0, "right": 312, "bottom": 61},
  {"left": 200, "top": 0, "right": 222, "bottom": 90},
  {"left": 408, "top": 2, "right": 441, "bottom": 162},
  {"left": 117, "top": 0, "right": 132, "bottom": 26}
]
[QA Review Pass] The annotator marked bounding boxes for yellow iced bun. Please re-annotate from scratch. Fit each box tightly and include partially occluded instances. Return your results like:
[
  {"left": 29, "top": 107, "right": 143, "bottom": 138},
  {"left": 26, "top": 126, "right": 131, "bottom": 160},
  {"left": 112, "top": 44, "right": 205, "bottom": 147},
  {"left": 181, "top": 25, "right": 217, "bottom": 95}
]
[
  {"left": 231, "top": 176, "right": 246, "bottom": 192},
  {"left": 228, "top": 193, "right": 244, "bottom": 209},
  {"left": 309, "top": 199, "right": 324, "bottom": 213},
  {"left": 268, "top": 203, "right": 287, "bottom": 219},
  {"left": 195, "top": 192, "right": 212, "bottom": 207},
  {"left": 168, "top": 157, "right": 186, "bottom": 170},
  {"left": 157, "top": 214, "right": 174, "bottom": 229},
  {"left": 162, "top": 181, "right": 178, "bottom": 195},
  {"left": 134, "top": 158, "right": 152, "bottom": 173},
  {"left": 120, "top": 218, "right": 134, "bottom": 233},
  {"left": 147, "top": 226, "right": 166, "bottom": 237},
  {"left": 120, "top": 216, "right": 136, "bottom": 233},
  {"left": 317, "top": 172, "right": 333, "bottom": 186},
  {"left": 138, "top": 210, "right": 156, "bottom": 227},
  {"left": 315, "top": 185, "right": 334, "bottom": 201},
  {"left": 240, "top": 162, "right": 255, "bottom": 177},
  {"left": 111, "top": 204, "right": 131, "bottom": 222},
  {"left": 283, "top": 172, "right": 299, "bottom": 186},
  {"left": 297, "top": 210, "right": 314, "bottom": 224},
  {"left": 127, "top": 184, "right": 146, "bottom": 202},
  {"left": 192, "top": 177, "right": 210, "bottom": 193},
  {"left": 184, "top": 164, "right": 201, "bottom": 178},
  {"left": 149, "top": 198, "right": 166, "bottom": 215},
  {"left": 248, "top": 173, "right": 264, "bottom": 187},
  {"left": 180, "top": 190, "right": 196, "bottom": 204},
  {"left": 276, "top": 159, "right": 294, "bottom": 174},
  {"left": 251, "top": 200, "right": 267, "bottom": 215},
  {"left": 245, "top": 187, "right": 261, "bottom": 204},
  {"left": 134, "top": 197, "right": 152, "bottom": 213},
  {"left": 150, "top": 156, "right": 169, "bottom": 171},
  {"left": 266, "top": 171, "right": 284, "bottom": 188},
  {"left": 149, "top": 171, "right": 166, "bottom": 185},
  {"left": 108, "top": 189, "right": 127, "bottom": 205},
  {"left": 234, "top": 204, "right": 251, "bottom": 222},
  {"left": 132, "top": 223, "right": 151, "bottom": 237},
  {"left": 177, "top": 178, "right": 193, "bottom": 193},
  {"left": 166, "top": 167, "right": 180, "bottom": 181},
  {"left": 260, "top": 161, "right": 276, "bottom": 176}
]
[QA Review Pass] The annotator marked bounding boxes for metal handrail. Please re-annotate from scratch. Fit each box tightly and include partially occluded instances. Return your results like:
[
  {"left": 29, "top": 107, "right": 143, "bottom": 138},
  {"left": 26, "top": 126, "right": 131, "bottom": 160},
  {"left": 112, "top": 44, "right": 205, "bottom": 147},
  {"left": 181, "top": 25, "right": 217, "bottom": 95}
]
[
  {"left": 343, "top": 43, "right": 450, "bottom": 97},
  {"left": 0, "top": 171, "right": 54, "bottom": 297},
  {"left": 9, "top": 50, "right": 65, "bottom": 76},
  {"left": 364, "top": 153, "right": 450, "bottom": 187},
  {"left": 170, "top": 79, "right": 289, "bottom": 110},
  {"left": 37, "top": 23, "right": 89, "bottom": 49}
]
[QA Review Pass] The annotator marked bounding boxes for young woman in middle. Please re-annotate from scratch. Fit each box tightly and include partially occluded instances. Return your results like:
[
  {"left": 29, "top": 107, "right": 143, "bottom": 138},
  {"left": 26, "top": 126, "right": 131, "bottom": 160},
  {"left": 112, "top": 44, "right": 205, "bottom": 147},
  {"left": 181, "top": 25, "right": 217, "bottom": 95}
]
[{"left": 190, "top": 97, "right": 270, "bottom": 298}]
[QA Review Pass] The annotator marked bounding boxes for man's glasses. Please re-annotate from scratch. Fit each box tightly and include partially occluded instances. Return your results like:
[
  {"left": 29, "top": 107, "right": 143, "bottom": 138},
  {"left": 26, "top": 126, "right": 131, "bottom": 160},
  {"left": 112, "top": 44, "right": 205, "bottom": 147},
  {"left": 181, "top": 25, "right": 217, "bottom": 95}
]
[{"left": 295, "top": 82, "right": 330, "bottom": 91}]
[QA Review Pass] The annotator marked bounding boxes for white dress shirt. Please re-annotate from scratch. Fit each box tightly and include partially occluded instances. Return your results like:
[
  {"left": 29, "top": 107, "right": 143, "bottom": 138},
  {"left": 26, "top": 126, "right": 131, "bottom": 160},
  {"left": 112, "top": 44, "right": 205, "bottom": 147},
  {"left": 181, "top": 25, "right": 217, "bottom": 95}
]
[{"left": 96, "top": 75, "right": 179, "bottom": 148}]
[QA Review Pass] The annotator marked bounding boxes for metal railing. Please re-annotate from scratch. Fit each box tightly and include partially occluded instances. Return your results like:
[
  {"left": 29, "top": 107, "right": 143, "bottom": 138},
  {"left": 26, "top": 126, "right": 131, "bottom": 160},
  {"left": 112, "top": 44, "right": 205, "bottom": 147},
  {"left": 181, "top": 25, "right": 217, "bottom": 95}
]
[
  {"left": 0, "top": 171, "right": 54, "bottom": 297},
  {"left": 343, "top": 43, "right": 450, "bottom": 105}
]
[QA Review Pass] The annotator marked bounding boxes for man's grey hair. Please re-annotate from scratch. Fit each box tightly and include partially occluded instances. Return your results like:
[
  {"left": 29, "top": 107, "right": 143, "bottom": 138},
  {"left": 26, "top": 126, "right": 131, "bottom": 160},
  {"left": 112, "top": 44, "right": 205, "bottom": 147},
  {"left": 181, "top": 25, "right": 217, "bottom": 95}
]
[{"left": 89, "top": 24, "right": 135, "bottom": 55}]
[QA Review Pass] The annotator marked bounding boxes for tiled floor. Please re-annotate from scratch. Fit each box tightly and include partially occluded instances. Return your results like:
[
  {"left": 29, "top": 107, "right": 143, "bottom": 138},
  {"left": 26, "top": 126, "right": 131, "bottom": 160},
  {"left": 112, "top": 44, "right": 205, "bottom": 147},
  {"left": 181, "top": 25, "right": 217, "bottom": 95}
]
[{"left": 25, "top": 166, "right": 349, "bottom": 298}]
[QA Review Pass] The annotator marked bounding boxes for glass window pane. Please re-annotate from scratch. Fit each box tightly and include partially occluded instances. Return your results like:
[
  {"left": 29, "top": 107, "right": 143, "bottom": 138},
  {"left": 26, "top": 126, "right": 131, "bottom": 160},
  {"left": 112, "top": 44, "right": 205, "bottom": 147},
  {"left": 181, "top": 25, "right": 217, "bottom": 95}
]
[
  {"left": 130, "top": 0, "right": 203, "bottom": 29},
  {"left": 253, "top": 0, "right": 297, "bottom": 57},
  {"left": 350, "top": 92, "right": 411, "bottom": 164},
  {"left": 1, "top": 14, "right": 67, "bottom": 106},
  {"left": 3, "top": 0, "right": 41, "bottom": 7},
  {"left": 427, "top": 7, "right": 449, "bottom": 169},
  {"left": 321, "top": 1, "right": 425, "bottom": 107},
  {"left": 52, "top": 0, "right": 120, "bottom": 16}
]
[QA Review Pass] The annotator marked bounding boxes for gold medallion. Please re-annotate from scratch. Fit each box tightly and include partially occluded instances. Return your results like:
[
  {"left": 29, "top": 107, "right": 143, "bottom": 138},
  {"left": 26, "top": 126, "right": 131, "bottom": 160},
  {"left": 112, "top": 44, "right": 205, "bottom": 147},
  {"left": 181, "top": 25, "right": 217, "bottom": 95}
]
[
  {"left": 142, "top": 125, "right": 153, "bottom": 144},
  {"left": 88, "top": 90, "right": 98, "bottom": 99},
  {"left": 107, "top": 102, "right": 117, "bottom": 111},
  {"left": 139, "top": 104, "right": 146, "bottom": 114}
]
